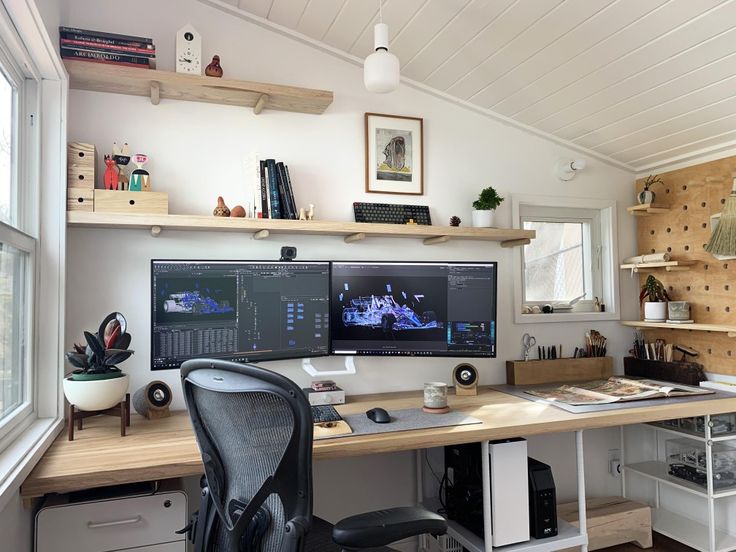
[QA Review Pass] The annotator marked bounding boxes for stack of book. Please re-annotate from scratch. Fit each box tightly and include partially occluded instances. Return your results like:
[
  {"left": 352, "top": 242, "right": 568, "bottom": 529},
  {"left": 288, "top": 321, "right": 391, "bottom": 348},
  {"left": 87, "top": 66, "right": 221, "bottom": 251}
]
[
  {"left": 59, "top": 26, "right": 156, "bottom": 69},
  {"left": 245, "top": 154, "right": 300, "bottom": 220}
]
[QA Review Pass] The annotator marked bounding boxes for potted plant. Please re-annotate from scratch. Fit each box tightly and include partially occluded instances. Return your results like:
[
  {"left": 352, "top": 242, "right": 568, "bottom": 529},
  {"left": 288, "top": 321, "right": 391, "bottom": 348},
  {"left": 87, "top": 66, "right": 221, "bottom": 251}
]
[
  {"left": 640, "top": 275, "right": 670, "bottom": 322},
  {"left": 63, "top": 312, "right": 134, "bottom": 411},
  {"left": 638, "top": 174, "right": 664, "bottom": 205},
  {"left": 472, "top": 186, "right": 504, "bottom": 228}
]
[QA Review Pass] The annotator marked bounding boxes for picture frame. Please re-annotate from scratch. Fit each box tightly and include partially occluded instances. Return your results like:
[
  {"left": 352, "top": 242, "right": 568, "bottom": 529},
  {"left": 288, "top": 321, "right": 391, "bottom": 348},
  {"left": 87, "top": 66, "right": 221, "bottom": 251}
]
[{"left": 364, "top": 112, "right": 423, "bottom": 195}]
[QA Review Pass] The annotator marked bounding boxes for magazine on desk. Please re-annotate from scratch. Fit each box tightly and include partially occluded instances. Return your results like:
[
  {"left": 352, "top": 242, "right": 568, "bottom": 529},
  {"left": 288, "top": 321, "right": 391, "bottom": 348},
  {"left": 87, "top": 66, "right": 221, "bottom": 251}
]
[{"left": 526, "top": 377, "right": 713, "bottom": 406}]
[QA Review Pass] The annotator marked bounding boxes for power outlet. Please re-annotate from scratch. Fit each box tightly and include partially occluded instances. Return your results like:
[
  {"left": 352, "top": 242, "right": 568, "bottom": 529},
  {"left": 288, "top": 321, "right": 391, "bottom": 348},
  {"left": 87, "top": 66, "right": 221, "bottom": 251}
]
[{"left": 608, "top": 448, "right": 621, "bottom": 478}]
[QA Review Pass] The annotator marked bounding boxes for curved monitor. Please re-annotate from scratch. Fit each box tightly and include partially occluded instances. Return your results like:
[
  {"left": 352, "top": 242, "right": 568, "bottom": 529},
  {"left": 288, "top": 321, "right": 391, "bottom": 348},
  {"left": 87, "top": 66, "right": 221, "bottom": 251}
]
[
  {"left": 330, "top": 262, "right": 497, "bottom": 358},
  {"left": 151, "top": 260, "right": 330, "bottom": 370}
]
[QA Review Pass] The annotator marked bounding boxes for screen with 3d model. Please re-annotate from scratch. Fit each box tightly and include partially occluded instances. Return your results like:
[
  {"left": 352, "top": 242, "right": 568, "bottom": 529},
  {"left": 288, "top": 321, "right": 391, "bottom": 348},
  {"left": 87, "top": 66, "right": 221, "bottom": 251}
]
[
  {"left": 330, "top": 262, "right": 497, "bottom": 358},
  {"left": 151, "top": 260, "right": 330, "bottom": 370}
]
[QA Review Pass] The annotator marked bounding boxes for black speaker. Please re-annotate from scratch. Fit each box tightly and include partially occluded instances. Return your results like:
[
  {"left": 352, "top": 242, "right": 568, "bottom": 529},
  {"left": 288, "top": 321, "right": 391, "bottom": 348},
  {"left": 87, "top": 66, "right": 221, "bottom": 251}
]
[
  {"left": 453, "top": 363, "right": 478, "bottom": 396},
  {"left": 528, "top": 457, "right": 557, "bottom": 539},
  {"left": 132, "top": 381, "right": 172, "bottom": 420}
]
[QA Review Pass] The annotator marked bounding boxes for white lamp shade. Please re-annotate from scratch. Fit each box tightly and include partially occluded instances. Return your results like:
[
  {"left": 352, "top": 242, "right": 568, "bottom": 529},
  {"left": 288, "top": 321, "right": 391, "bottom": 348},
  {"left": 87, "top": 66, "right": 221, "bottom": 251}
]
[{"left": 364, "top": 50, "right": 400, "bottom": 93}]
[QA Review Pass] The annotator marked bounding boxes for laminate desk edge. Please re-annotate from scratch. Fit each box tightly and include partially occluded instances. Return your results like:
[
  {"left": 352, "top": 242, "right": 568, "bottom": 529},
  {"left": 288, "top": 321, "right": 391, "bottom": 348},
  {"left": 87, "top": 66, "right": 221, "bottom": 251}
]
[{"left": 21, "top": 387, "right": 736, "bottom": 499}]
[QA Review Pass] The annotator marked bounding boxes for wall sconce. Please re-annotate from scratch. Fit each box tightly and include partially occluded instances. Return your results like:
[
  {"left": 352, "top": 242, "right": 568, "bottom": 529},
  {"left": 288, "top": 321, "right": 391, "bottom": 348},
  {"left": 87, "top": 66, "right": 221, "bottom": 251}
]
[{"left": 556, "top": 159, "right": 586, "bottom": 181}]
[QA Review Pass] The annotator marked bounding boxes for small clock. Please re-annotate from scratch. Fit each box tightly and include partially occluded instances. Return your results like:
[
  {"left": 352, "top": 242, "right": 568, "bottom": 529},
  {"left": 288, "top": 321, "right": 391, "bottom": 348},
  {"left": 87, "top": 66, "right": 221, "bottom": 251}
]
[{"left": 176, "top": 24, "right": 202, "bottom": 75}]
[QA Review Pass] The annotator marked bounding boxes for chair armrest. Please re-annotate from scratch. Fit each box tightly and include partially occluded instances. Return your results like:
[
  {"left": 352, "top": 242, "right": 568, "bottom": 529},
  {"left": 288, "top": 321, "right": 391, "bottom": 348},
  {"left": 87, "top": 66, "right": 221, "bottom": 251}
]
[{"left": 332, "top": 506, "right": 447, "bottom": 549}]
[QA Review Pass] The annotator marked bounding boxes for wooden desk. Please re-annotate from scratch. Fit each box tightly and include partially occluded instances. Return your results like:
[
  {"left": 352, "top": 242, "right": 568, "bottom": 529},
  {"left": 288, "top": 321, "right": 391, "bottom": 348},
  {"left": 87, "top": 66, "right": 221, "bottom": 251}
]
[{"left": 21, "top": 387, "right": 736, "bottom": 500}]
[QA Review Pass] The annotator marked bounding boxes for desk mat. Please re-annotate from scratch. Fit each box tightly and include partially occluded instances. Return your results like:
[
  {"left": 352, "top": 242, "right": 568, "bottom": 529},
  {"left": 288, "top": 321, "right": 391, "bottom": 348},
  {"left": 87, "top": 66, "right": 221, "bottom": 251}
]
[
  {"left": 317, "top": 408, "right": 482, "bottom": 440},
  {"left": 493, "top": 384, "right": 731, "bottom": 414}
]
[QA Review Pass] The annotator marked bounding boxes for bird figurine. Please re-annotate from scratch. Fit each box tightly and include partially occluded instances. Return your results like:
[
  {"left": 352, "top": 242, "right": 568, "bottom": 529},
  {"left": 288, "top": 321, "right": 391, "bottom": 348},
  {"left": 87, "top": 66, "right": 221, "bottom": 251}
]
[{"left": 205, "top": 55, "right": 223, "bottom": 78}]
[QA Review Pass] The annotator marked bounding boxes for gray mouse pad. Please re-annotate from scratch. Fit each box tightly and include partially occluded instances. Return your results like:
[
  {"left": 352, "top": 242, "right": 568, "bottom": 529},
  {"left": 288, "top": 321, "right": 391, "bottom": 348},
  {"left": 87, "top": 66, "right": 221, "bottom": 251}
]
[{"left": 321, "top": 407, "right": 482, "bottom": 440}]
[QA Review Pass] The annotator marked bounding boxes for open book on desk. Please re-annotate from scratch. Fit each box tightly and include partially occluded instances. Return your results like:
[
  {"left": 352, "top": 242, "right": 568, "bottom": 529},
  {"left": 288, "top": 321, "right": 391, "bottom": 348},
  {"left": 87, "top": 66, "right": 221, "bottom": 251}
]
[{"left": 526, "top": 376, "right": 713, "bottom": 406}]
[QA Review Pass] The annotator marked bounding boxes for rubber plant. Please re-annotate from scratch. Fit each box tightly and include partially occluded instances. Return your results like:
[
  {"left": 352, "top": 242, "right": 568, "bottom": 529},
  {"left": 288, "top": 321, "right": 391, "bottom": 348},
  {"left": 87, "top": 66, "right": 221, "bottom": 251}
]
[
  {"left": 472, "top": 187, "right": 504, "bottom": 211},
  {"left": 65, "top": 312, "right": 134, "bottom": 381},
  {"left": 639, "top": 275, "right": 670, "bottom": 304}
]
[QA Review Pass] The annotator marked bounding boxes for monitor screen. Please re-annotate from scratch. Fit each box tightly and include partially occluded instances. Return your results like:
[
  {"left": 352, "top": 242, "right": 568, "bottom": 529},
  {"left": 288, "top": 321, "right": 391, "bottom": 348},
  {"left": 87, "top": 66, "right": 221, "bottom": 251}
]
[
  {"left": 330, "top": 262, "right": 497, "bottom": 357},
  {"left": 151, "top": 260, "right": 330, "bottom": 370}
]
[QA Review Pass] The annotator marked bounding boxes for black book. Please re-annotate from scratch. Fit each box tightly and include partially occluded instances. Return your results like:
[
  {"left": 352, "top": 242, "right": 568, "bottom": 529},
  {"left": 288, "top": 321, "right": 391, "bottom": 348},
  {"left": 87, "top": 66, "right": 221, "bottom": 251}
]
[
  {"left": 61, "top": 48, "right": 152, "bottom": 68},
  {"left": 275, "top": 163, "right": 293, "bottom": 219},
  {"left": 59, "top": 26, "right": 153, "bottom": 45},
  {"left": 278, "top": 162, "right": 298, "bottom": 220},
  {"left": 265, "top": 159, "right": 281, "bottom": 219},
  {"left": 259, "top": 160, "right": 269, "bottom": 219},
  {"left": 284, "top": 165, "right": 298, "bottom": 218}
]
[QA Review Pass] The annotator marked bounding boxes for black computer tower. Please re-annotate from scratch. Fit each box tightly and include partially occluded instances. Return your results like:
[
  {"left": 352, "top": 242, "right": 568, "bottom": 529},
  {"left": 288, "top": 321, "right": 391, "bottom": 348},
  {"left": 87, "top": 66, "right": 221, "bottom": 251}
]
[
  {"left": 528, "top": 457, "right": 558, "bottom": 539},
  {"left": 444, "top": 442, "right": 484, "bottom": 538}
]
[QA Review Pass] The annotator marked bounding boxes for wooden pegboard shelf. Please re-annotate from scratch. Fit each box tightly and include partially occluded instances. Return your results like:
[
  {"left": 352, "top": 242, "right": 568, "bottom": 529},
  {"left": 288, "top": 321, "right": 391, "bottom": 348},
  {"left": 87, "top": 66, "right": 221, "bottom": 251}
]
[
  {"left": 619, "top": 260, "right": 696, "bottom": 272},
  {"left": 66, "top": 211, "right": 535, "bottom": 246},
  {"left": 64, "top": 59, "right": 333, "bottom": 115},
  {"left": 621, "top": 321, "right": 736, "bottom": 337},
  {"left": 627, "top": 203, "right": 670, "bottom": 216}
]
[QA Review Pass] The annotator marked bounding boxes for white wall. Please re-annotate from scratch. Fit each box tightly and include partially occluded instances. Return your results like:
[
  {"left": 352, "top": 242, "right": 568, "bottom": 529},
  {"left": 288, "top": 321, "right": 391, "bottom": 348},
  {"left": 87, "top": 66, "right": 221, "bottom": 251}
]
[{"left": 60, "top": 0, "right": 638, "bottom": 544}]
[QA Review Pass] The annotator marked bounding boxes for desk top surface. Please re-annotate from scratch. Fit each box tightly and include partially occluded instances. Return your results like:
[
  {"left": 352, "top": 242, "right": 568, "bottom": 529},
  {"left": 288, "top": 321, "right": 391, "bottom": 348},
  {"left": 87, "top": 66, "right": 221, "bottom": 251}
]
[{"left": 21, "top": 386, "right": 736, "bottom": 499}]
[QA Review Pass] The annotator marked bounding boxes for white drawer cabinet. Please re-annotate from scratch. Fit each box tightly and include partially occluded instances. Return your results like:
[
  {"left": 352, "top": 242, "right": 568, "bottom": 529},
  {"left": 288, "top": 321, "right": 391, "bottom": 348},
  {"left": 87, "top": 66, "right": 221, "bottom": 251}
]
[{"left": 35, "top": 491, "right": 187, "bottom": 552}]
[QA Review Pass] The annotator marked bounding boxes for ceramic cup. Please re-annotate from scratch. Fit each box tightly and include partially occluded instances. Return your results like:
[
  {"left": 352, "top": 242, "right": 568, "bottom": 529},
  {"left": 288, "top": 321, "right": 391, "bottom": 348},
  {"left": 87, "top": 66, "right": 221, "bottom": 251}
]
[{"left": 424, "top": 382, "right": 448, "bottom": 409}]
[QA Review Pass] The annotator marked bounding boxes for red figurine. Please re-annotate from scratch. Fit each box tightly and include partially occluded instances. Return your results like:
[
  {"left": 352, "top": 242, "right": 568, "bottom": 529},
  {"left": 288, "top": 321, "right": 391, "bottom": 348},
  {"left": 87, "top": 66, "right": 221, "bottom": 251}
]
[
  {"left": 205, "top": 55, "right": 223, "bottom": 78},
  {"left": 104, "top": 155, "right": 118, "bottom": 190}
]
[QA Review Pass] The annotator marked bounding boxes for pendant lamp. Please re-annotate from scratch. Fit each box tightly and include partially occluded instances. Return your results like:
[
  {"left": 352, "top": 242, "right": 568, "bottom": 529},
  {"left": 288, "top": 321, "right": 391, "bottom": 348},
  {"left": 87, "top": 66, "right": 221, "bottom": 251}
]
[{"left": 364, "top": 2, "right": 399, "bottom": 93}]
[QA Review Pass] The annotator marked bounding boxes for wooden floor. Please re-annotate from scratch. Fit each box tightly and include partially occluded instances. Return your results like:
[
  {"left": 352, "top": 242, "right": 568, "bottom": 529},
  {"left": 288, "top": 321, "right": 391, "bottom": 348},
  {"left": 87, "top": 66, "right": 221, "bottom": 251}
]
[{"left": 603, "top": 532, "right": 694, "bottom": 551}]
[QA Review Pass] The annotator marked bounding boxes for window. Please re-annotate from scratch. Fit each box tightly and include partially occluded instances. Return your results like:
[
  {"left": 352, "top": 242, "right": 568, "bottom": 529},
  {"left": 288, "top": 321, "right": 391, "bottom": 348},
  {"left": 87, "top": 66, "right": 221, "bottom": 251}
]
[
  {"left": 512, "top": 195, "right": 619, "bottom": 323},
  {"left": 0, "top": 44, "right": 35, "bottom": 440}
]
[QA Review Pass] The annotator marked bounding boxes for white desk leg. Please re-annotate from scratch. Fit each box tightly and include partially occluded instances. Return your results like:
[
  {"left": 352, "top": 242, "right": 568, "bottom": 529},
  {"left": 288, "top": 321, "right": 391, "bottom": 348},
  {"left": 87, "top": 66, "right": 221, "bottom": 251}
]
[
  {"left": 416, "top": 449, "right": 428, "bottom": 551},
  {"left": 576, "top": 430, "right": 588, "bottom": 552},
  {"left": 481, "top": 440, "right": 493, "bottom": 552}
]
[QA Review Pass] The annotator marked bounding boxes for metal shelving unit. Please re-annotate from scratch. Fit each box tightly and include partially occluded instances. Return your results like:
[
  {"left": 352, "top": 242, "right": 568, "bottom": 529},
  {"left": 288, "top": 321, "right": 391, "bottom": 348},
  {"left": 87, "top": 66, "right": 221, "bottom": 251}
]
[{"left": 622, "top": 416, "right": 736, "bottom": 552}]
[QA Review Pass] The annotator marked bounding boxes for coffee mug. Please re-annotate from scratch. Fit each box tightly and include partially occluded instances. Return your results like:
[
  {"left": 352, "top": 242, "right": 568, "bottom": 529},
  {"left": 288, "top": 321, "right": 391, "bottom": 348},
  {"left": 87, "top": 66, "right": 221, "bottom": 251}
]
[{"left": 424, "top": 382, "right": 448, "bottom": 409}]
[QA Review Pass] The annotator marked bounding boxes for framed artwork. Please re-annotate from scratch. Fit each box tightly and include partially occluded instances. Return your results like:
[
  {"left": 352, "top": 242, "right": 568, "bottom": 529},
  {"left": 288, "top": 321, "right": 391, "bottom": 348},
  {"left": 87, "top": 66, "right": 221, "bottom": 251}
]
[{"left": 365, "top": 112, "right": 423, "bottom": 195}]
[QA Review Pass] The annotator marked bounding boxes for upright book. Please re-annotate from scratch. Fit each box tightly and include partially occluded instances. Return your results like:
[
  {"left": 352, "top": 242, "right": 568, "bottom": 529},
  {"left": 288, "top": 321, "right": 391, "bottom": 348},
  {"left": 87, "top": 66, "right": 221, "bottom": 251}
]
[
  {"left": 259, "top": 160, "right": 269, "bottom": 219},
  {"left": 265, "top": 159, "right": 282, "bottom": 219}
]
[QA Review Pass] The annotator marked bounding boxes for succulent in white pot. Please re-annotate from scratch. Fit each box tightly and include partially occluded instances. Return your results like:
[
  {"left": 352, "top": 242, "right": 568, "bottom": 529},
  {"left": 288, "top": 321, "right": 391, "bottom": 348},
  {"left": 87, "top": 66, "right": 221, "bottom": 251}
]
[
  {"left": 64, "top": 312, "right": 134, "bottom": 411},
  {"left": 640, "top": 275, "right": 670, "bottom": 322},
  {"left": 472, "top": 186, "right": 504, "bottom": 228}
]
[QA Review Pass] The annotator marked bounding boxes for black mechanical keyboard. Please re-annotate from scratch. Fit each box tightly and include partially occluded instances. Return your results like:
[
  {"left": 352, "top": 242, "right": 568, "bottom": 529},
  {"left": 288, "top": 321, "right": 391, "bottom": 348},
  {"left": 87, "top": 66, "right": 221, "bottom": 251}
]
[
  {"left": 311, "top": 405, "right": 343, "bottom": 424},
  {"left": 353, "top": 202, "right": 432, "bottom": 225}
]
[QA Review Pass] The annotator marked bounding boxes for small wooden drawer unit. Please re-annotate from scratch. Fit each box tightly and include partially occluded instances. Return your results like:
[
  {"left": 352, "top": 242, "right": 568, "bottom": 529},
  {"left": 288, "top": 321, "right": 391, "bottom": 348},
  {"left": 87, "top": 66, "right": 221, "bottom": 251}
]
[
  {"left": 94, "top": 190, "right": 169, "bottom": 215},
  {"left": 35, "top": 491, "right": 187, "bottom": 552},
  {"left": 67, "top": 187, "right": 94, "bottom": 212},
  {"left": 67, "top": 142, "right": 96, "bottom": 189}
]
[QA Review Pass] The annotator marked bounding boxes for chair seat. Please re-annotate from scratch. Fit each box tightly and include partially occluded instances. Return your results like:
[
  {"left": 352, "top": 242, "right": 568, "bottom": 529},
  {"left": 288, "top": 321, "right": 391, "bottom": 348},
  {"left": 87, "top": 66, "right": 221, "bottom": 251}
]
[
  {"left": 306, "top": 516, "right": 396, "bottom": 552},
  {"left": 332, "top": 506, "right": 447, "bottom": 549}
]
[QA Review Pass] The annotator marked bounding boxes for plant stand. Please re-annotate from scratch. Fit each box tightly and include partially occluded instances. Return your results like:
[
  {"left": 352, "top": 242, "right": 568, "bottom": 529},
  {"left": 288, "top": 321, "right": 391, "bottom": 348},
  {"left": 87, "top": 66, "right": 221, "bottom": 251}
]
[{"left": 68, "top": 393, "right": 131, "bottom": 441}]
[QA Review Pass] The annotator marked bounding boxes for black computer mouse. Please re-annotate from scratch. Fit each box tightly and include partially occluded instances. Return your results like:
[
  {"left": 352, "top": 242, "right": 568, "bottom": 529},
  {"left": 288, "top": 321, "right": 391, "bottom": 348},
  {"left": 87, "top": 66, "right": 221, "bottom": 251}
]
[{"left": 366, "top": 407, "right": 391, "bottom": 424}]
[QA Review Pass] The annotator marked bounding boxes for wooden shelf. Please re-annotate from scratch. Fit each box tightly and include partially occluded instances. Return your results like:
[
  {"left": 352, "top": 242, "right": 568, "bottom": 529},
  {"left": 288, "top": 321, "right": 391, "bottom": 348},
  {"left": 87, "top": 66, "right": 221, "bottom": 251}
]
[
  {"left": 619, "top": 260, "right": 696, "bottom": 272},
  {"left": 627, "top": 203, "right": 670, "bottom": 216},
  {"left": 621, "top": 320, "right": 736, "bottom": 337},
  {"left": 65, "top": 59, "right": 333, "bottom": 115},
  {"left": 66, "top": 211, "right": 535, "bottom": 246}
]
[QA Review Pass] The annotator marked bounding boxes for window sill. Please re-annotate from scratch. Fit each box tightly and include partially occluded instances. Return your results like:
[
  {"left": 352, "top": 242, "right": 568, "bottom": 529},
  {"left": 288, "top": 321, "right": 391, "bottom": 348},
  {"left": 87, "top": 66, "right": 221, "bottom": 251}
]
[
  {"left": 515, "top": 311, "right": 621, "bottom": 324},
  {"left": 0, "top": 417, "right": 63, "bottom": 512}
]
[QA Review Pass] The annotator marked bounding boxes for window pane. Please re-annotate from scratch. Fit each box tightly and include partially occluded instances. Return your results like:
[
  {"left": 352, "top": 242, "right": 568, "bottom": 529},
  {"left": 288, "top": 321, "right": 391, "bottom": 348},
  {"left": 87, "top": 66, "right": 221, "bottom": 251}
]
[
  {"left": 0, "top": 242, "right": 28, "bottom": 422},
  {"left": 523, "top": 221, "right": 585, "bottom": 302},
  {"left": 0, "top": 69, "right": 13, "bottom": 226}
]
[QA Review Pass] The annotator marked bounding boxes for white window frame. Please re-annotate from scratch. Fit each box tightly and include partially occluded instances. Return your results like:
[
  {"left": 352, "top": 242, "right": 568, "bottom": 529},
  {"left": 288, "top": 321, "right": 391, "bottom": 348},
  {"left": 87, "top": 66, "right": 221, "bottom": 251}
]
[
  {"left": 512, "top": 194, "right": 620, "bottom": 324},
  {"left": 0, "top": 0, "right": 67, "bottom": 512}
]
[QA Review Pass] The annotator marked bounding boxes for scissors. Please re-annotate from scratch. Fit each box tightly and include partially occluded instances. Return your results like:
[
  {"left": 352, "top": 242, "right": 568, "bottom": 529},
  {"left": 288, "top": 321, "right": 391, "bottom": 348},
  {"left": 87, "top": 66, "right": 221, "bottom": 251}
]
[{"left": 522, "top": 333, "right": 537, "bottom": 361}]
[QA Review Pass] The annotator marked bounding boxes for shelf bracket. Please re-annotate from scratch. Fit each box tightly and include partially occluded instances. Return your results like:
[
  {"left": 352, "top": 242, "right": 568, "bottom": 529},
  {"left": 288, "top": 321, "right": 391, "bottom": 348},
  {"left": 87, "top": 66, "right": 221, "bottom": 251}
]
[
  {"left": 253, "top": 94, "right": 269, "bottom": 115},
  {"left": 728, "top": 332, "right": 736, "bottom": 338},
  {"left": 501, "top": 238, "right": 531, "bottom": 248},
  {"left": 150, "top": 225, "right": 162, "bottom": 237},
  {"left": 665, "top": 266, "right": 690, "bottom": 272},
  {"left": 301, "top": 356, "right": 356, "bottom": 377},
  {"left": 344, "top": 232, "right": 365, "bottom": 244},
  {"left": 253, "top": 229, "right": 270, "bottom": 240},
  {"left": 150, "top": 81, "right": 160, "bottom": 105},
  {"left": 423, "top": 235, "right": 449, "bottom": 246}
]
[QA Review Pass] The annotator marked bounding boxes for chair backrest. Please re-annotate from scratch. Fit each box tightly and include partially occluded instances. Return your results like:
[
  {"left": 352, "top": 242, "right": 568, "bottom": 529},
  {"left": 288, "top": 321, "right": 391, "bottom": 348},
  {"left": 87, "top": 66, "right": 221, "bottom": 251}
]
[{"left": 181, "top": 359, "right": 314, "bottom": 552}]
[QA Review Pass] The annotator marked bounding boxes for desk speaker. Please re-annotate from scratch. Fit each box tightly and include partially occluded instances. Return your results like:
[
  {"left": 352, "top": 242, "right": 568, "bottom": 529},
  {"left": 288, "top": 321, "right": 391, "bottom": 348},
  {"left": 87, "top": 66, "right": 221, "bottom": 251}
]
[
  {"left": 133, "top": 381, "right": 172, "bottom": 420},
  {"left": 453, "top": 363, "right": 478, "bottom": 396}
]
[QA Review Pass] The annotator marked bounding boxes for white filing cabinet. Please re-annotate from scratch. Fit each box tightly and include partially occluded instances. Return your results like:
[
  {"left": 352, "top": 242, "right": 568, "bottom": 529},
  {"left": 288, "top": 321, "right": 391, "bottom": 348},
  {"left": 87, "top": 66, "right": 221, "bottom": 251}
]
[{"left": 35, "top": 491, "right": 187, "bottom": 552}]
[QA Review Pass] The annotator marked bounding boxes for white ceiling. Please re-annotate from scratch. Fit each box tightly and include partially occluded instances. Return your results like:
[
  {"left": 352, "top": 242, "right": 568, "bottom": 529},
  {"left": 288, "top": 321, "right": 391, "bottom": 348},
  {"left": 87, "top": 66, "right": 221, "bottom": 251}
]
[{"left": 214, "top": 0, "right": 736, "bottom": 172}]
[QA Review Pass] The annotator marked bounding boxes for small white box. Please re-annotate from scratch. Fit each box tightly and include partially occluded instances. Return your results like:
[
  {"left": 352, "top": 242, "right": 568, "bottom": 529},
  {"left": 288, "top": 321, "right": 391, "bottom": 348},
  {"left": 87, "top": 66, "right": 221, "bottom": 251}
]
[
  {"left": 304, "top": 387, "right": 345, "bottom": 406},
  {"left": 489, "top": 438, "right": 530, "bottom": 547}
]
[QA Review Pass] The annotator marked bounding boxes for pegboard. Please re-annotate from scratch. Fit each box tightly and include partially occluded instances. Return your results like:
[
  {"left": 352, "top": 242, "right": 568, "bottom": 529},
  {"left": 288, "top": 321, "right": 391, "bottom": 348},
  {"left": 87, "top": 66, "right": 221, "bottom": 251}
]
[{"left": 634, "top": 155, "right": 736, "bottom": 375}]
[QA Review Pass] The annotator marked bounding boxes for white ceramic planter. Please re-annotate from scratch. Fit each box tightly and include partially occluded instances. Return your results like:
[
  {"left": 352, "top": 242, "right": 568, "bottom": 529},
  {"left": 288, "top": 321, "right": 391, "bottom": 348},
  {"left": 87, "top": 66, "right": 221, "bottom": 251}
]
[
  {"left": 63, "top": 374, "right": 129, "bottom": 411},
  {"left": 472, "top": 209, "right": 494, "bottom": 228},
  {"left": 644, "top": 301, "right": 668, "bottom": 322}
]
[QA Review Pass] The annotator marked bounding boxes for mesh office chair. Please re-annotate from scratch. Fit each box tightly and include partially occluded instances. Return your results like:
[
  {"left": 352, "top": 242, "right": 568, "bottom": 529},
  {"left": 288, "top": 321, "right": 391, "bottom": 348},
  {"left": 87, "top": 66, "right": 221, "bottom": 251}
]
[{"left": 181, "top": 358, "right": 447, "bottom": 552}]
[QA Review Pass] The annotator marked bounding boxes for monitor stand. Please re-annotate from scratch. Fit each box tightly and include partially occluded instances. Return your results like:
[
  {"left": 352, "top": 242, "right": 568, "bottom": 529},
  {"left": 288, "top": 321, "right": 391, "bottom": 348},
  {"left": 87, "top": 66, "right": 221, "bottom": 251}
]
[{"left": 302, "top": 356, "right": 356, "bottom": 377}]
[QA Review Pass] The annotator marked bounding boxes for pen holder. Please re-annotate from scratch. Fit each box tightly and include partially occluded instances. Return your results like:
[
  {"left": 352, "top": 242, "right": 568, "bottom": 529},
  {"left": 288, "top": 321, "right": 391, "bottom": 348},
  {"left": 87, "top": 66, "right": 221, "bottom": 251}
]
[
  {"left": 506, "top": 357, "right": 613, "bottom": 386},
  {"left": 623, "top": 357, "right": 705, "bottom": 386}
]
